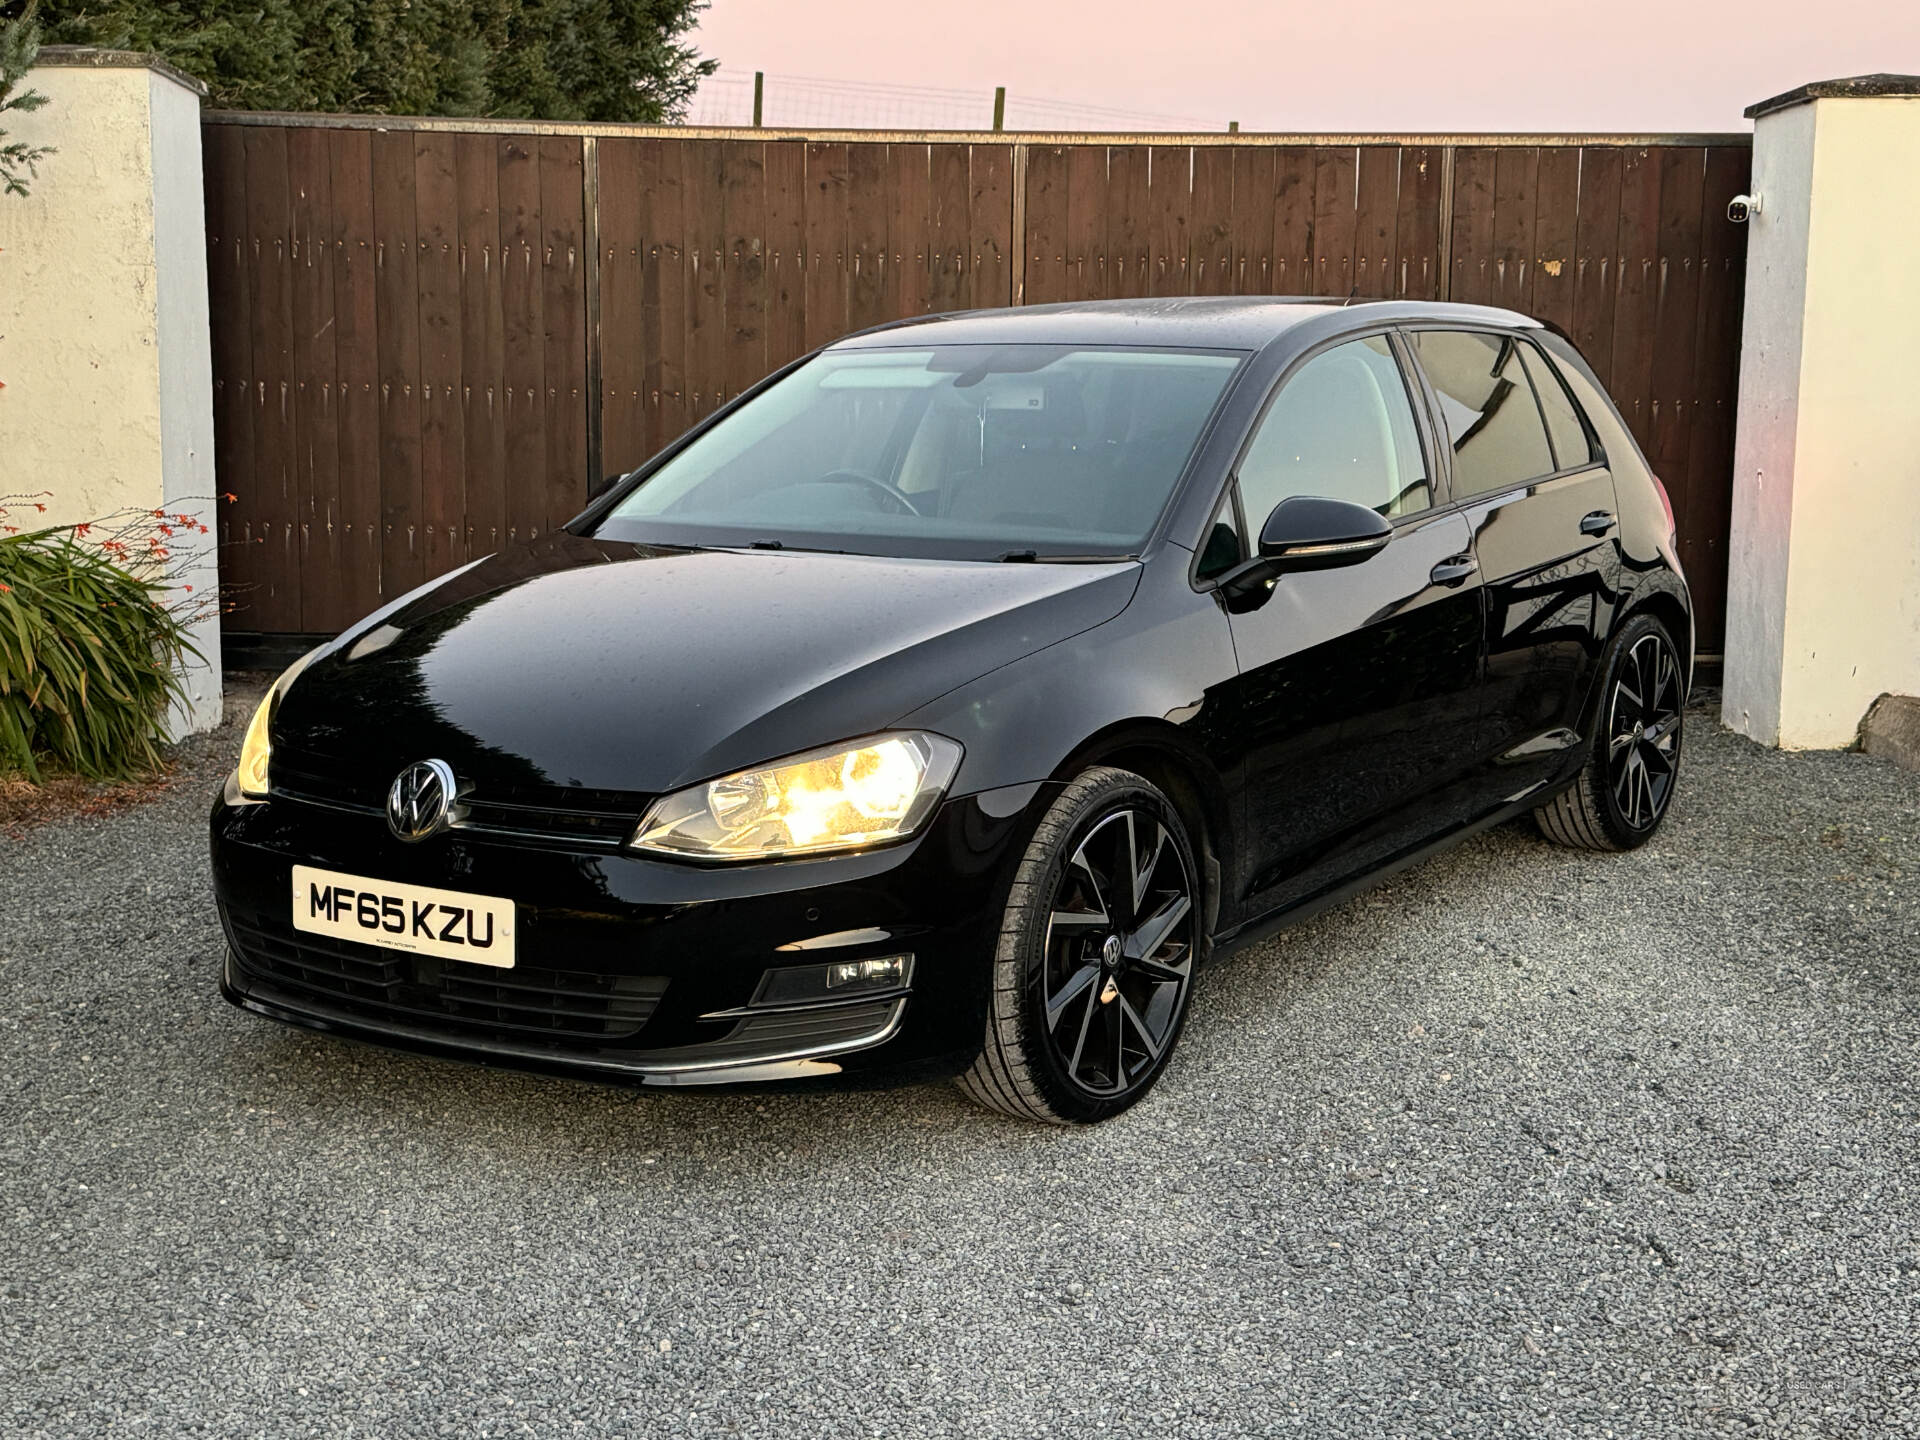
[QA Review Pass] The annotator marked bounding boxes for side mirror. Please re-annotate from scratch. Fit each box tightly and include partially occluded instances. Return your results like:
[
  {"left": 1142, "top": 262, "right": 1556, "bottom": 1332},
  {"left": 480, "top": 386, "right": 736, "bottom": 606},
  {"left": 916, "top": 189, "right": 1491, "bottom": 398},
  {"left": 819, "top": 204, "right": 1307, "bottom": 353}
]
[
  {"left": 1218, "top": 495, "right": 1391, "bottom": 610},
  {"left": 1257, "top": 495, "right": 1393, "bottom": 571}
]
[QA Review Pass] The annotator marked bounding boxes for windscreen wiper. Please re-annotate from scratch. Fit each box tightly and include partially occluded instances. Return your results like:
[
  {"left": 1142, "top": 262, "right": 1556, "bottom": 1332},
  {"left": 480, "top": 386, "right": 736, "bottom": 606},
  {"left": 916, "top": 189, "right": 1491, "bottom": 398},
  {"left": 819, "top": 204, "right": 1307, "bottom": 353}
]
[
  {"left": 994, "top": 550, "right": 1137, "bottom": 563},
  {"left": 741, "top": 539, "right": 849, "bottom": 555}
]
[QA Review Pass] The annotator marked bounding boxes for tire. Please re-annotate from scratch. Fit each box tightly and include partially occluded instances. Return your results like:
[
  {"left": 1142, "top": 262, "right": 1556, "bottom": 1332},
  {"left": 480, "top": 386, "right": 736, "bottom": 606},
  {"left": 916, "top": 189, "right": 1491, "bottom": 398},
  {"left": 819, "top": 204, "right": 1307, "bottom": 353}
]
[
  {"left": 957, "top": 767, "right": 1202, "bottom": 1125},
  {"left": 1534, "top": 613, "right": 1685, "bottom": 852}
]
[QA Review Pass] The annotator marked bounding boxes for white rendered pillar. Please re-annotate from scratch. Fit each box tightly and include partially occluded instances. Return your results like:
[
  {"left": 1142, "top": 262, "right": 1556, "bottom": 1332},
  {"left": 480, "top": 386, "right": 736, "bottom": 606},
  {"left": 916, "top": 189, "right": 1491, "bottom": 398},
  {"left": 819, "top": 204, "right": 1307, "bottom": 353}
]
[{"left": 1723, "top": 75, "right": 1920, "bottom": 750}]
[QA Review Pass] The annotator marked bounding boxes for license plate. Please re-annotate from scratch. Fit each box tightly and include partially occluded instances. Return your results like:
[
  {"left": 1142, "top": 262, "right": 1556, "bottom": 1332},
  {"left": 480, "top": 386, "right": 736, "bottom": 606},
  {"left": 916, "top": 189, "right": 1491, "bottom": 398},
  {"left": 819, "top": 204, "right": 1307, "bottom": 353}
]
[{"left": 291, "top": 864, "right": 516, "bottom": 969}]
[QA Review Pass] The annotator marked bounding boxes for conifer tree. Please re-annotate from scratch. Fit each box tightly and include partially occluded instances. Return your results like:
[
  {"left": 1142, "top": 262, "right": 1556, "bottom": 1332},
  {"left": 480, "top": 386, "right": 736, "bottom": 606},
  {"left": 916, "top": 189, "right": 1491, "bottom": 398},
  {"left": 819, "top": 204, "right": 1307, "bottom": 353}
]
[
  {"left": 0, "top": 0, "right": 51, "bottom": 198},
  {"left": 8, "top": 0, "right": 715, "bottom": 122}
]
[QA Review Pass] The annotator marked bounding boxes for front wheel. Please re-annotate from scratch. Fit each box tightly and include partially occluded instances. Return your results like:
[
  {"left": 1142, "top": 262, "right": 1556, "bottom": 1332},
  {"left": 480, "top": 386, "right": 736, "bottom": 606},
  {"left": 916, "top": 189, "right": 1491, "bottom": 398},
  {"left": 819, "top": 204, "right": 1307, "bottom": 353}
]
[
  {"left": 1534, "top": 614, "right": 1685, "bottom": 851},
  {"left": 957, "top": 767, "right": 1201, "bottom": 1125}
]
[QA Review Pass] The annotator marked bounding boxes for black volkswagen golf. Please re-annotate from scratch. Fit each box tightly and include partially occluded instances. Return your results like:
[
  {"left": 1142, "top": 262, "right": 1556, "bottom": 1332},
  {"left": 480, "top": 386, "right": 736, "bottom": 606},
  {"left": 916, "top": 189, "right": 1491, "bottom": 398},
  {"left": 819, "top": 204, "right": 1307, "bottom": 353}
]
[{"left": 213, "top": 297, "right": 1690, "bottom": 1124}]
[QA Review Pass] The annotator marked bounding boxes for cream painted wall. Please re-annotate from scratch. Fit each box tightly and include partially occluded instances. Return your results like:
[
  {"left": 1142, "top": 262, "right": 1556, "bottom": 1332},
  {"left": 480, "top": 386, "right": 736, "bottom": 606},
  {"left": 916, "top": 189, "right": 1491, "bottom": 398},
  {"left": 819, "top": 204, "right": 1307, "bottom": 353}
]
[
  {"left": 0, "top": 54, "right": 221, "bottom": 735},
  {"left": 1723, "top": 92, "right": 1920, "bottom": 749}
]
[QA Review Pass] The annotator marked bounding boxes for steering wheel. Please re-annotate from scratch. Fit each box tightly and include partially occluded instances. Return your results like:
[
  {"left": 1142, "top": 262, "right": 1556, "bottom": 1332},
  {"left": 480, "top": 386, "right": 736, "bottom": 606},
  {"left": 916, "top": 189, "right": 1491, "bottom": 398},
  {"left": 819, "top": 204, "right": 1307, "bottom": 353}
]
[{"left": 817, "top": 469, "right": 921, "bottom": 517}]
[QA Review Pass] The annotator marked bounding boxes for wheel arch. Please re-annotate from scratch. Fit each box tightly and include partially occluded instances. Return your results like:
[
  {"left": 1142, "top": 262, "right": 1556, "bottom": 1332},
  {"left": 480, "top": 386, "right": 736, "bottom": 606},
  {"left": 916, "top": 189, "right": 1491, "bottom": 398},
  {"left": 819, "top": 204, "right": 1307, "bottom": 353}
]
[
  {"left": 1051, "top": 720, "right": 1235, "bottom": 948},
  {"left": 1615, "top": 583, "right": 1694, "bottom": 694}
]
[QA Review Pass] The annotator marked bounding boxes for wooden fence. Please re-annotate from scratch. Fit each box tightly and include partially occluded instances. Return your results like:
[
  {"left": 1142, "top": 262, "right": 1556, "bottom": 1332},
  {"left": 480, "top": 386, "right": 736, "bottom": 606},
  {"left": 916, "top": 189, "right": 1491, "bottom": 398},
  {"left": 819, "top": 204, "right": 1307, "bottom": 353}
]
[{"left": 202, "top": 117, "right": 1750, "bottom": 648}]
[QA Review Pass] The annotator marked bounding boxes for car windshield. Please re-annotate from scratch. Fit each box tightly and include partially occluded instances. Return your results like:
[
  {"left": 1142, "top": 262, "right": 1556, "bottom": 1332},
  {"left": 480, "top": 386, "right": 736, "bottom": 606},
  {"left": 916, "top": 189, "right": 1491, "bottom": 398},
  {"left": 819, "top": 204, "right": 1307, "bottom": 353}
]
[{"left": 593, "top": 344, "right": 1244, "bottom": 560}]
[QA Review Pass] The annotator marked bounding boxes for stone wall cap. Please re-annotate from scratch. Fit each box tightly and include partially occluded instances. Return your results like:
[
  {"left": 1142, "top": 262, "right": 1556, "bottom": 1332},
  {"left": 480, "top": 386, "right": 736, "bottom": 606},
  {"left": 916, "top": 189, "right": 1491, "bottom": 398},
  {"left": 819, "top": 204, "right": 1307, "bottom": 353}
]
[
  {"left": 31, "top": 45, "right": 208, "bottom": 99},
  {"left": 1746, "top": 73, "right": 1920, "bottom": 120}
]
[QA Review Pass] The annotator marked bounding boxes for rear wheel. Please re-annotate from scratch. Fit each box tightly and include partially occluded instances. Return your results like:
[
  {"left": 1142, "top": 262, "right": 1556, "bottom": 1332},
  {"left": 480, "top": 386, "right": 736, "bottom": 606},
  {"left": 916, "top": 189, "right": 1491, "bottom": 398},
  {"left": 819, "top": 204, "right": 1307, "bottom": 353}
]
[
  {"left": 958, "top": 767, "right": 1200, "bottom": 1125},
  {"left": 1534, "top": 614, "right": 1685, "bottom": 851}
]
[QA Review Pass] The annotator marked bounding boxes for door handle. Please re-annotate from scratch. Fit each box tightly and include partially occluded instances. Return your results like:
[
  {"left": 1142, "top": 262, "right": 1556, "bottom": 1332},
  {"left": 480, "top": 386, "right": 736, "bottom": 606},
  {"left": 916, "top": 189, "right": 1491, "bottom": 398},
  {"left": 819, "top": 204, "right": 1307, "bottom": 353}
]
[
  {"left": 1579, "top": 510, "right": 1617, "bottom": 536},
  {"left": 1429, "top": 555, "right": 1478, "bottom": 587}
]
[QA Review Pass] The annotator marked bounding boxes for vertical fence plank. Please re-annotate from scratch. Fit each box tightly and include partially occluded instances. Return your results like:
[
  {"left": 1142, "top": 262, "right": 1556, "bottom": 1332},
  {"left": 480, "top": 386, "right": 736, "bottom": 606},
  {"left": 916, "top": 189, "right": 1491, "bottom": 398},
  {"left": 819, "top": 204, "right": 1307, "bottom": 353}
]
[
  {"left": 1022, "top": 144, "right": 1069, "bottom": 305},
  {"left": 1228, "top": 147, "right": 1276, "bottom": 295},
  {"left": 681, "top": 141, "right": 726, "bottom": 428},
  {"left": 723, "top": 139, "right": 770, "bottom": 406},
  {"left": 455, "top": 134, "right": 506, "bottom": 557},
  {"left": 1105, "top": 147, "right": 1149, "bottom": 299},
  {"left": 1394, "top": 144, "right": 1443, "bottom": 300},
  {"left": 414, "top": 134, "right": 466, "bottom": 580},
  {"left": 203, "top": 128, "right": 259, "bottom": 630},
  {"left": 803, "top": 142, "right": 850, "bottom": 349},
  {"left": 1147, "top": 145, "right": 1191, "bottom": 297},
  {"left": 1352, "top": 146, "right": 1399, "bottom": 299},
  {"left": 968, "top": 145, "right": 1014, "bottom": 308},
  {"left": 1448, "top": 147, "right": 1498, "bottom": 305},
  {"left": 371, "top": 131, "right": 423, "bottom": 598},
  {"left": 242, "top": 125, "right": 301, "bottom": 631},
  {"left": 845, "top": 143, "right": 890, "bottom": 334},
  {"left": 539, "top": 138, "right": 587, "bottom": 528},
  {"left": 889, "top": 143, "right": 930, "bottom": 318},
  {"left": 1488, "top": 147, "right": 1539, "bottom": 312},
  {"left": 496, "top": 136, "right": 546, "bottom": 545},
  {"left": 642, "top": 140, "right": 688, "bottom": 453},
  {"left": 1529, "top": 147, "right": 1580, "bottom": 332},
  {"left": 1188, "top": 148, "right": 1233, "bottom": 297},
  {"left": 1610, "top": 145, "right": 1663, "bottom": 447},
  {"left": 594, "top": 138, "right": 644, "bottom": 477},
  {"left": 287, "top": 128, "right": 340, "bottom": 632},
  {"left": 1570, "top": 146, "right": 1624, "bottom": 389},
  {"left": 327, "top": 131, "right": 382, "bottom": 621},
  {"left": 1649, "top": 146, "right": 1707, "bottom": 594},
  {"left": 927, "top": 142, "right": 972, "bottom": 314},
  {"left": 1270, "top": 148, "right": 1313, "bottom": 295},
  {"left": 1309, "top": 147, "right": 1358, "bottom": 297},
  {"left": 1066, "top": 146, "right": 1109, "bottom": 301},
  {"left": 764, "top": 141, "right": 810, "bottom": 367}
]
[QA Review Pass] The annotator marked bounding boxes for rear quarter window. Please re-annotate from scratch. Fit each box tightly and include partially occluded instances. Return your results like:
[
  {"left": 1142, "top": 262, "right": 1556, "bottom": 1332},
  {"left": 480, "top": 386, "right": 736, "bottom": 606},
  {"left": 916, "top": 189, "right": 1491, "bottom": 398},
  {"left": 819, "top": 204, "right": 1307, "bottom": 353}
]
[
  {"left": 1518, "top": 341, "right": 1598, "bottom": 470},
  {"left": 1532, "top": 333, "right": 1648, "bottom": 483}
]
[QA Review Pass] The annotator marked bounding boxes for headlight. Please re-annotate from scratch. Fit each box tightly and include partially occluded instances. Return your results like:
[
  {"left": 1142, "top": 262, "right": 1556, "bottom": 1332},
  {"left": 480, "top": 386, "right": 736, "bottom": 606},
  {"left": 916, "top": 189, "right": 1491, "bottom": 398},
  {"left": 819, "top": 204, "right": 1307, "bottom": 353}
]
[
  {"left": 235, "top": 647, "right": 325, "bottom": 800},
  {"left": 631, "top": 732, "right": 963, "bottom": 862}
]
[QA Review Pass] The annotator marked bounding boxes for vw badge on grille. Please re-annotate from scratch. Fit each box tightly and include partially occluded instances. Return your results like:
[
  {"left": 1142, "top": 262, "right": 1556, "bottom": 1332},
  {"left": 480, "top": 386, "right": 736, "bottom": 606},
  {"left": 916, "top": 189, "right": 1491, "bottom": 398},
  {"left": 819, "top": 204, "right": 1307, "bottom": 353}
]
[{"left": 387, "top": 759, "right": 457, "bottom": 842}]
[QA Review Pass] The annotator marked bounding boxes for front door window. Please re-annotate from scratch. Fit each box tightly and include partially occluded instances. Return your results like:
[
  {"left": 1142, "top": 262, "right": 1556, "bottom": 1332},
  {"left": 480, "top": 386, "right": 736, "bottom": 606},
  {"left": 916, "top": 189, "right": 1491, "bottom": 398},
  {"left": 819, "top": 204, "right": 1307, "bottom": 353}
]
[{"left": 1235, "top": 336, "right": 1432, "bottom": 528}]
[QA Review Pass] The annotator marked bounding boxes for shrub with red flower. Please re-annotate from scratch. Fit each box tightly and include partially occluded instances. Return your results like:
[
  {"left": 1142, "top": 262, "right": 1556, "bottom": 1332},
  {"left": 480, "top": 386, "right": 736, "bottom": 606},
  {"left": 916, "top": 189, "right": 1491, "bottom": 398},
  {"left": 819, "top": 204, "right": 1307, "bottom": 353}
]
[{"left": 0, "top": 492, "right": 224, "bottom": 781}]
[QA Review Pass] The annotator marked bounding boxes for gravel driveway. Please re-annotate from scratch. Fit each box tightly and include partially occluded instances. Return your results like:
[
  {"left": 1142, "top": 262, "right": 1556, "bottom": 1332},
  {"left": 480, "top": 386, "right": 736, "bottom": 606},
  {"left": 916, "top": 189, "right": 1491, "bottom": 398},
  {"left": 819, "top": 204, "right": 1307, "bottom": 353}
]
[{"left": 3, "top": 694, "right": 1916, "bottom": 1438}]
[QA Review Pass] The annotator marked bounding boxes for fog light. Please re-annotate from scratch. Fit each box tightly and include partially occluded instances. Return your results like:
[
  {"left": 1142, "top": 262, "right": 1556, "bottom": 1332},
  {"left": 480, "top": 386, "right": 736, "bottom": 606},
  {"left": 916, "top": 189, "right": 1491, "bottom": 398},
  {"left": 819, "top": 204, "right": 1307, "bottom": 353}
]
[
  {"left": 828, "top": 956, "right": 907, "bottom": 991},
  {"left": 754, "top": 954, "right": 914, "bottom": 1006}
]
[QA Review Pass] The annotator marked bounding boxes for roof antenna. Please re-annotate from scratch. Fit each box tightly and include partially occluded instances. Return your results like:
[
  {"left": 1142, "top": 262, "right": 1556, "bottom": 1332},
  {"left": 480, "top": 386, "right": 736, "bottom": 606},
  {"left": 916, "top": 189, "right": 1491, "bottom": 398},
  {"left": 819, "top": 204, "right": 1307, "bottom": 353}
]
[{"left": 1342, "top": 285, "right": 1359, "bottom": 307}]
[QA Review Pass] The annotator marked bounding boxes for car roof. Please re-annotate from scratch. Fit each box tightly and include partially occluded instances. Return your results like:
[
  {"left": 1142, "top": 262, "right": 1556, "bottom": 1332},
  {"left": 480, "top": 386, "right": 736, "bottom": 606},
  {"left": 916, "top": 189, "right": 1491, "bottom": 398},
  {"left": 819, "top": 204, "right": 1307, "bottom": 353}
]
[{"left": 828, "top": 295, "right": 1542, "bottom": 353}]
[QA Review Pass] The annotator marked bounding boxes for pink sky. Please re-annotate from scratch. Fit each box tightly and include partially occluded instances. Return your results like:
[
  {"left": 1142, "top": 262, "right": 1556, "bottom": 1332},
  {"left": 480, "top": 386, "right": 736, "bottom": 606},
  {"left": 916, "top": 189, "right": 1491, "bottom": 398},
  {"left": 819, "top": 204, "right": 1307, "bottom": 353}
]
[{"left": 690, "top": 0, "right": 1920, "bottom": 134}]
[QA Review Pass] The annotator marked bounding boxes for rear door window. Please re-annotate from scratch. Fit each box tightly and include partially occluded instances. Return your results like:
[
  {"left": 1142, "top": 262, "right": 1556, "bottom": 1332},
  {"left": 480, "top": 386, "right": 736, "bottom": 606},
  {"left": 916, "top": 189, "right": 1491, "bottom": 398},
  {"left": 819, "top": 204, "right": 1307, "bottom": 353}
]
[{"left": 1408, "top": 330, "right": 1556, "bottom": 498}]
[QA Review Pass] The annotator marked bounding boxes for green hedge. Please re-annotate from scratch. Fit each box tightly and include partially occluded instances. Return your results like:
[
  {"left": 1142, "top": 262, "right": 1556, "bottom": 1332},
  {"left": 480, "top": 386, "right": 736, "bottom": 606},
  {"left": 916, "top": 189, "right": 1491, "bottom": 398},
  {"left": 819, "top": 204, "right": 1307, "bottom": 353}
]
[{"left": 0, "top": 525, "right": 201, "bottom": 782}]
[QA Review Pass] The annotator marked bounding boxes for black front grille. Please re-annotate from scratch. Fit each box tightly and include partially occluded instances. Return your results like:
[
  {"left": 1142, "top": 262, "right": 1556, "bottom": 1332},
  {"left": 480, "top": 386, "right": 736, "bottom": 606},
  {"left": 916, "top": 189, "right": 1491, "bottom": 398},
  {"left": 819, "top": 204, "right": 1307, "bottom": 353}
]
[
  {"left": 224, "top": 909, "right": 668, "bottom": 1046},
  {"left": 271, "top": 758, "right": 382, "bottom": 813},
  {"left": 270, "top": 748, "right": 649, "bottom": 850},
  {"left": 455, "top": 797, "right": 643, "bottom": 847}
]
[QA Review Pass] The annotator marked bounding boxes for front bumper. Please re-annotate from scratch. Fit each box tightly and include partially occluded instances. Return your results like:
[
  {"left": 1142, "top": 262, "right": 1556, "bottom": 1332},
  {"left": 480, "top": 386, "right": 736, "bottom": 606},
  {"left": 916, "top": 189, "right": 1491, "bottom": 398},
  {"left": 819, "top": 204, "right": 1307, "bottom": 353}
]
[{"left": 211, "top": 779, "right": 1046, "bottom": 1087}]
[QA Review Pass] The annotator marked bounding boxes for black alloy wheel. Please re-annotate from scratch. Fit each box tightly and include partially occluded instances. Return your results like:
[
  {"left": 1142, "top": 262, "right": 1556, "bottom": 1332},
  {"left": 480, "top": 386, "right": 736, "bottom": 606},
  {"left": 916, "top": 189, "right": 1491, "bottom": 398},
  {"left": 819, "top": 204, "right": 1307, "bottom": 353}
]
[
  {"left": 1040, "top": 809, "right": 1194, "bottom": 1096},
  {"left": 1535, "top": 614, "right": 1685, "bottom": 852},
  {"left": 959, "top": 767, "right": 1201, "bottom": 1124},
  {"left": 1606, "top": 630, "right": 1683, "bottom": 831}
]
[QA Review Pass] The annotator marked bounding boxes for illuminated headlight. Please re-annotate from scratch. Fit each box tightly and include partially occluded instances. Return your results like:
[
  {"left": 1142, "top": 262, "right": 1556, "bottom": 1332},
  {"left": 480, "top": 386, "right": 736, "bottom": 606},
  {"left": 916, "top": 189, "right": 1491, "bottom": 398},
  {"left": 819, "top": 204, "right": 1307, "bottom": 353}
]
[
  {"left": 235, "top": 647, "right": 325, "bottom": 800},
  {"left": 631, "top": 733, "right": 962, "bottom": 862}
]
